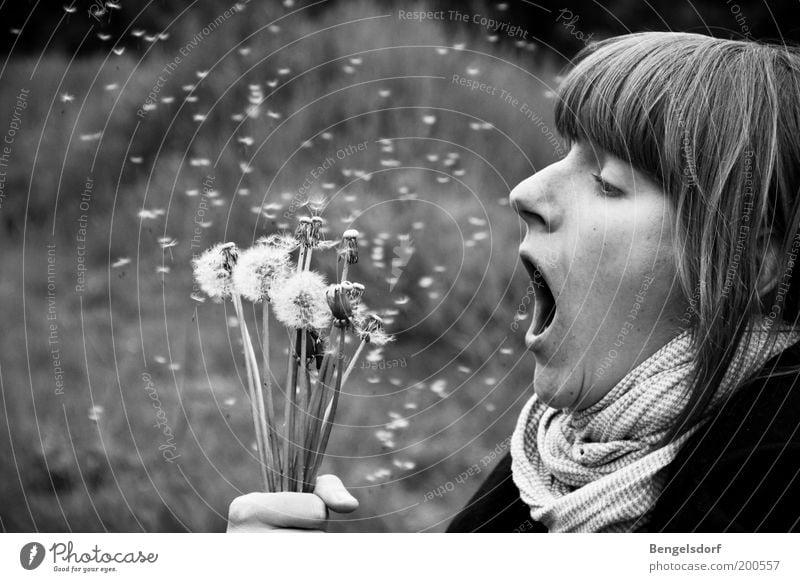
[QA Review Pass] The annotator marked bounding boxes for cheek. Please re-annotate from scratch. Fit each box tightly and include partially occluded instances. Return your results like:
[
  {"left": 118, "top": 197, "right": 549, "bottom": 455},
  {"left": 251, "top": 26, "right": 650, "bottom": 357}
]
[{"left": 576, "top": 214, "right": 678, "bottom": 322}]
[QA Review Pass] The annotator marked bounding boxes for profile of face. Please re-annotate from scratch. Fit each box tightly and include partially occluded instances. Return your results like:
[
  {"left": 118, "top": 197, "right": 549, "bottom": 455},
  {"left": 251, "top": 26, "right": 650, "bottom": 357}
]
[{"left": 510, "top": 140, "right": 689, "bottom": 410}]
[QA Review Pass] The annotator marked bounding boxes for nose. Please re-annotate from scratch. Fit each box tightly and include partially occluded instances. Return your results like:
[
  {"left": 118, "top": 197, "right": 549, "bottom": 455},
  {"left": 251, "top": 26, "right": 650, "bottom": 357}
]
[{"left": 509, "top": 163, "right": 564, "bottom": 233}]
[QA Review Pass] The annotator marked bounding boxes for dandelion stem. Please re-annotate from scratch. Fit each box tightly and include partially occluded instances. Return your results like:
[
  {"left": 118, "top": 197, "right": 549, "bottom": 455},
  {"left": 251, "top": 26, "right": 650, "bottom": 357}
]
[
  {"left": 297, "top": 245, "right": 308, "bottom": 274},
  {"left": 232, "top": 294, "right": 270, "bottom": 492},
  {"left": 303, "top": 328, "right": 343, "bottom": 489},
  {"left": 296, "top": 330, "right": 308, "bottom": 490},
  {"left": 283, "top": 328, "right": 301, "bottom": 491},
  {"left": 261, "top": 301, "right": 281, "bottom": 478},
  {"left": 340, "top": 339, "right": 367, "bottom": 386},
  {"left": 240, "top": 300, "right": 276, "bottom": 491},
  {"left": 310, "top": 325, "right": 346, "bottom": 483}
]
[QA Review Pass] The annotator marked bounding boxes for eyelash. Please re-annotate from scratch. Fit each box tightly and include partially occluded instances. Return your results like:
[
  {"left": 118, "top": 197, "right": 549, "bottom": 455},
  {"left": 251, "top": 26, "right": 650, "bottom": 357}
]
[{"left": 591, "top": 173, "right": 624, "bottom": 198}]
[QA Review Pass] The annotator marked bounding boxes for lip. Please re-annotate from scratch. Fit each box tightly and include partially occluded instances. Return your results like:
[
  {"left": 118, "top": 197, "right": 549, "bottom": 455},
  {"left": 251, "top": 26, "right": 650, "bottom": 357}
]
[
  {"left": 525, "top": 310, "right": 557, "bottom": 351},
  {"left": 519, "top": 251, "right": 558, "bottom": 351}
]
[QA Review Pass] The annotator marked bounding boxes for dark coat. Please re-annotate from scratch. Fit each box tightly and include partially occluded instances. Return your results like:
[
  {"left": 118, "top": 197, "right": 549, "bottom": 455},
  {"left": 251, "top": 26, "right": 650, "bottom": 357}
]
[{"left": 447, "top": 342, "right": 800, "bottom": 532}]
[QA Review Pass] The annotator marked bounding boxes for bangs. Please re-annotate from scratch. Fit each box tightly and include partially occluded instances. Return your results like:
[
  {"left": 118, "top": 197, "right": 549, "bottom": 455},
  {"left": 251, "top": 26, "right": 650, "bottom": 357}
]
[{"left": 554, "top": 33, "right": 723, "bottom": 185}]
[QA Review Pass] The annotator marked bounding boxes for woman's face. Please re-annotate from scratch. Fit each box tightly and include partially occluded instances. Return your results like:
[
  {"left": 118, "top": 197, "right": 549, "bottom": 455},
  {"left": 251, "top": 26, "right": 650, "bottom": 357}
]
[{"left": 510, "top": 140, "right": 688, "bottom": 410}]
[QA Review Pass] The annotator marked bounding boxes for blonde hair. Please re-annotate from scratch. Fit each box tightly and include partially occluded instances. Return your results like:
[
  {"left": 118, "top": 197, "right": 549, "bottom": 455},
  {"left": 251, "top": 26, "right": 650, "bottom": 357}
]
[{"left": 554, "top": 32, "right": 800, "bottom": 445}]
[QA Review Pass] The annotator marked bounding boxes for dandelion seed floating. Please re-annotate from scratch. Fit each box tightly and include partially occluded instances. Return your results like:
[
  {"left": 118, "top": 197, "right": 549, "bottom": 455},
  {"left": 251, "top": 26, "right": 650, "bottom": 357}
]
[{"left": 88, "top": 405, "right": 104, "bottom": 422}]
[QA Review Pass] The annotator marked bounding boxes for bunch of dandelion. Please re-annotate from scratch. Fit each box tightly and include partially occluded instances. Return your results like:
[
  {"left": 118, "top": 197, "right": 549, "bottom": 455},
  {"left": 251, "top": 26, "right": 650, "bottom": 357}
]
[{"left": 193, "top": 221, "right": 390, "bottom": 492}]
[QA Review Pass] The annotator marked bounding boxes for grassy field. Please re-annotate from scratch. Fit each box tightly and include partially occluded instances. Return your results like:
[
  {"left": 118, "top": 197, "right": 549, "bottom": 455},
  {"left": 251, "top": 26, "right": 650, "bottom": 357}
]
[{"left": 0, "top": 0, "right": 564, "bottom": 532}]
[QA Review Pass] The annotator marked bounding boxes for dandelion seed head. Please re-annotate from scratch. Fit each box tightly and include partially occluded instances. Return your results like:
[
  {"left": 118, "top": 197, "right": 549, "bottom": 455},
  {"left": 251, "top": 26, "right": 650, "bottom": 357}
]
[
  {"left": 192, "top": 242, "right": 238, "bottom": 301},
  {"left": 271, "top": 271, "right": 331, "bottom": 330},
  {"left": 233, "top": 245, "right": 292, "bottom": 302}
]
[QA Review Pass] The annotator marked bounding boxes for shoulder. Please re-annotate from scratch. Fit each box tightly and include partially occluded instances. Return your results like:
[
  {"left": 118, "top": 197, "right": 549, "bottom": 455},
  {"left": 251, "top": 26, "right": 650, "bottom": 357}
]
[
  {"left": 649, "top": 344, "right": 800, "bottom": 532},
  {"left": 447, "top": 452, "right": 546, "bottom": 533}
]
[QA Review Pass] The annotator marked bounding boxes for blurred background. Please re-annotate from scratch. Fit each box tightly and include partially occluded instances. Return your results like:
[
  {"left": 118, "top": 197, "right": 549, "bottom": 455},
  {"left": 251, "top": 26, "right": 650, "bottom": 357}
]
[{"left": 1, "top": 0, "right": 797, "bottom": 533}]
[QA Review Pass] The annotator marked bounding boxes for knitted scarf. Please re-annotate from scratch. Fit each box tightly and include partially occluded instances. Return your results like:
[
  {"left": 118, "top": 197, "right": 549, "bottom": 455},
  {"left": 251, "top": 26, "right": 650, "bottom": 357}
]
[{"left": 510, "top": 319, "right": 800, "bottom": 532}]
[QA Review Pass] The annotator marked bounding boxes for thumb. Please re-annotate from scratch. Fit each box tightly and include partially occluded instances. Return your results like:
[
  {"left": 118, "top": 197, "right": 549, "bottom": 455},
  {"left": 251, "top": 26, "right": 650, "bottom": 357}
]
[{"left": 313, "top": 474, "right": 359, "bottom": 514}]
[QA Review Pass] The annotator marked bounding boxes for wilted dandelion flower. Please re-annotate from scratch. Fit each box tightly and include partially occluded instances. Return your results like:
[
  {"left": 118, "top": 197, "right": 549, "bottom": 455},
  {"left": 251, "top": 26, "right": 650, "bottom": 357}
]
[
  {"left": 295, "top": 216, "right": 313, "bottom": 247},
  {"left": 358, "top": 314, "right": 392, "bottom": 346},
  {"left": 345, "top": 282, "right": 365, "bottom": 306},
  {"left": 341, "top": 229, "right": 359, "bottom": 264},
  {"left": 233, "top": 245, "right": 292, "bottom": 302},
  {"left": 271, "top": 271, "right": 332, "bottom": 330},
  {"left": 192, "top": 242, "right": 238, "bottom": 301},
  {"left": 309, "top": 216, "right": 323, "bottom": 246},
  {"left": 326, "top": 283, "right": 353, "bottom": 322}
]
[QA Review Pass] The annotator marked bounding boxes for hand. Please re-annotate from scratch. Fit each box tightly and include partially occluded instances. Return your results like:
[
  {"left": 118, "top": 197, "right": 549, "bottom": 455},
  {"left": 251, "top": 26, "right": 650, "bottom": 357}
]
[{"left": 226, "top": 474, "right": 359, "bottom": 532}]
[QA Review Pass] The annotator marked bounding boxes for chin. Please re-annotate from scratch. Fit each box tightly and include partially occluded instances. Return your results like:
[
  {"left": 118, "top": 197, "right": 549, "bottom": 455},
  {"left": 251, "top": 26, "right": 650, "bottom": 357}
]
[{"left": 532, "top": 366, "right": 581, "bottom": 410}]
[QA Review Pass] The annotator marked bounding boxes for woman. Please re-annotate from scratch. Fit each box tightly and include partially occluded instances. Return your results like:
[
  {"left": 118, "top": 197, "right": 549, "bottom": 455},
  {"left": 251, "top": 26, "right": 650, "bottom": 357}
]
[{"left": 228, "top": 32, "right": 800, "bottom": 533}]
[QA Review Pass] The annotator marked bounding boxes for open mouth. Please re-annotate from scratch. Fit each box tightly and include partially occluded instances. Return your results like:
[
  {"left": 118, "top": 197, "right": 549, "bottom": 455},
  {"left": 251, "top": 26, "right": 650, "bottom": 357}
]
[{"left": 522, "top": 255, "right": 557, "bottom": 336}]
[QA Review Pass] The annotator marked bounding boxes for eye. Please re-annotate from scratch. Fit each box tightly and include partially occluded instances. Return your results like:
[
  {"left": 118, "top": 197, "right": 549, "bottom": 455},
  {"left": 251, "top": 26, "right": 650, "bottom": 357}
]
[{"left": 591, "top": 173, "right": 624, "bottom": 198}]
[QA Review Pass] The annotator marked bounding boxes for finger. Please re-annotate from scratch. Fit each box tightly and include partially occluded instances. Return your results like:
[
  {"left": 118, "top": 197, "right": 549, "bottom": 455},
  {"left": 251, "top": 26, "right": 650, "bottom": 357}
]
[
  {"left": 229, "top": 523, "right": 326, "bottom": 533},
  {"left": 229, "top": 492, "right": 328, "bottom": 530},
  {"left": 314, "top": 474, "right": 359, "bottom": 513}
]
